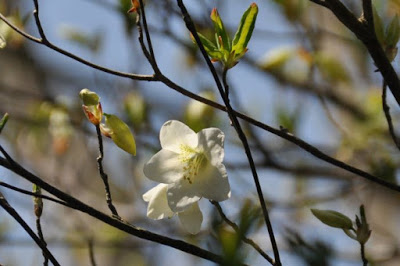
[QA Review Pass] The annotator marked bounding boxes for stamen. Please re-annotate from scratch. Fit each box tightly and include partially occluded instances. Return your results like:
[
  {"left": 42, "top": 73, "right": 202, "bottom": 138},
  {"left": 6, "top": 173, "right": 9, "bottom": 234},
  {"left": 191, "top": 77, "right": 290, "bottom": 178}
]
[{"left": 179, "top": 144, "right": 206, "bottom": 185}]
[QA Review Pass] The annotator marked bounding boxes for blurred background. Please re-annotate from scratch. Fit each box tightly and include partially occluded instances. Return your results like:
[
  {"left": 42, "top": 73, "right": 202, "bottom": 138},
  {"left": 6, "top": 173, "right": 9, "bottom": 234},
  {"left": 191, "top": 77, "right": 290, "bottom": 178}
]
[{"left": 1, "top": 0, "right": 400, "bottom": 265}]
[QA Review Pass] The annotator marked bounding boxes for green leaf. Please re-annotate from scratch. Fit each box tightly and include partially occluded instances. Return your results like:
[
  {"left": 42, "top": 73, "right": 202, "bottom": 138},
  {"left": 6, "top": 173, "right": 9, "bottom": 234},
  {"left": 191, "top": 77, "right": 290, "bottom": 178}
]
[
  {"left": 0, "top": 113, "right": 9, "bottom": 134},
  {"left": 79, "top": 88, "right": 100, "bottom": 106},
  {"left": 104, "top": 114, "right": 136, "bottom": 155},
  {"left": 385, "top": 15, "right": 400, "bottom": 48},
  {"left": 195, "top": 32, "right": 224, "bottom": 60},
  {"left": 0, "top": 33, "right": 5, "bottom": 49},
  {"left": 373, "top": 6, "right": 385, "bottom": 45},
  {"left": 210, "top": 8, "right": 231, "bottom": 52},
  {"left": 311, "top": 209, "right": 353, "bottom": 229},
  {"left": 232, "top": 3, "right": 258, "bottom": 56}
]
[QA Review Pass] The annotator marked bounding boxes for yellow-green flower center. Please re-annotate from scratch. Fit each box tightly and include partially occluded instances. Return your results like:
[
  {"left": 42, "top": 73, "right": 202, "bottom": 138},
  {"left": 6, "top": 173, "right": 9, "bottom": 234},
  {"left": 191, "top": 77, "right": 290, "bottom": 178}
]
[{"left": 179, "top": 144, "right": 206, "bottom": 184}]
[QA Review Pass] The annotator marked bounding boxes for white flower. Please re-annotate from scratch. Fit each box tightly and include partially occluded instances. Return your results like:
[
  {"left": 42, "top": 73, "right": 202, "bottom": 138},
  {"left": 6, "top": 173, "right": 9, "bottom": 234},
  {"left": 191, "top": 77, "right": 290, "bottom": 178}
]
[
  {"left": 144, "top": 120, "right": 230, "bottom": 212},
  {"left": 143, "top": 184, "right": 203, "bottom": 234}
]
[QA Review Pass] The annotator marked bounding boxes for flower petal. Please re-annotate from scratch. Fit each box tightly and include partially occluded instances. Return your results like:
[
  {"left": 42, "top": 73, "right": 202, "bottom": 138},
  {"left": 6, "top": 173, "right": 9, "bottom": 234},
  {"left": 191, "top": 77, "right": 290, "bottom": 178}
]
[
  {"left": 143, "top": 149, "right": 183, "bottom": 184},
  {"left": 178, "top": 202, "right": 203, "bottom": 234},
  {"left": 197, "top": 128, "right": 225, "bottom": 166},
  {"left": 167, "top": 182, "right": 201, "bottom": 212},
  {"left": 197, "top": 163, "right": 231, "bottom": 202},
  {"left": 143, "top": 184, "right": 174, "bottom": 220},
  {"left": 160, "top": 120, "right": 197, "bottom": 152}
]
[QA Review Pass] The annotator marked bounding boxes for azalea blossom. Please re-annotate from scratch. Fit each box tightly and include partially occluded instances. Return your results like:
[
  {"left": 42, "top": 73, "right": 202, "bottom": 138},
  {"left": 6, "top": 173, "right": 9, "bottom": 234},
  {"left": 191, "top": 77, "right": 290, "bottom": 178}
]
[
  {"left": 143, "top": 184, "right": 203, "bottom": 234},
  {"left": 143, "top": 120, "right": 230, "bottom": 213}
]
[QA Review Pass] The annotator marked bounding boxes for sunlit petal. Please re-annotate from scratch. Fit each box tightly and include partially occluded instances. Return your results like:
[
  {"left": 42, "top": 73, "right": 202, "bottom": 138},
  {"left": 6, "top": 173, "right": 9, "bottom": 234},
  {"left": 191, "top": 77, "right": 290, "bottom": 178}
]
[{"left": 160, "top": 120, "right": 197, "bottom": 152}]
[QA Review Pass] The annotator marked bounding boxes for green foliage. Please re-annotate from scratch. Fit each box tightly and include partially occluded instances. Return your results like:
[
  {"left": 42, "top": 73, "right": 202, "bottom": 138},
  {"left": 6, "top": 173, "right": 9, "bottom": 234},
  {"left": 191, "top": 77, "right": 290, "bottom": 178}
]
[
  {"left": 0, "top": 113, "right": 9, "bottom": 134},
  {"left": 311, "top": 209, "right": 353, "bottom": 229},
  {"left": 194, "top": 3, "right": 258, "bottom": 69},
  {"left": 373, "top": 5, "right": 400, "bottom": 61},
  {"left": 103, "top": 113, "right": 136, "bottom": 156}
]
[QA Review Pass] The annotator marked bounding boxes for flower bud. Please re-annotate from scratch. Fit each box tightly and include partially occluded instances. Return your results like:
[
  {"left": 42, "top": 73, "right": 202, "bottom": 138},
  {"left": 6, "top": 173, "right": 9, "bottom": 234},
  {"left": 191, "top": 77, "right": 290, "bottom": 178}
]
[
  {"left": 79, "top": 89, "right": 103, "bottom": 125},
  {"left": 355, "top": 205, "right": 371, "bottom": 244},
  {"left": 33, "top": 184, "right": 43, "bottom": 218},
  {"left": 311, "top": 209, "right": 353, "bottom": 229},
  {"left": 79, "top": 88, "right": 100, "bottom": 106}
]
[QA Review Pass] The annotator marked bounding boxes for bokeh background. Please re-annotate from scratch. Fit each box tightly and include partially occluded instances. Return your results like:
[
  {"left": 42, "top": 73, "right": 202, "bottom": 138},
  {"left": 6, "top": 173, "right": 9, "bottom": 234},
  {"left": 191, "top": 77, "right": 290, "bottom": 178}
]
[{"left": 1, "top": 0, "right": 400, "bottom": 265}]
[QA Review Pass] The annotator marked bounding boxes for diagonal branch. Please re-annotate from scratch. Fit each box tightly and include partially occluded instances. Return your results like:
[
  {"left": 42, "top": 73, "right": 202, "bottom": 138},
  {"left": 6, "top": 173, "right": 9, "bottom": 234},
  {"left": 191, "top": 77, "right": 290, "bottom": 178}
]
[
  {"left": 0, "top": 148, "right": 227, "bottom": 264},
  {"left": 176, "top": 1, "right": 281, "bottom": 264},
  {"left": 0, "top": 192, "right": 60, "bottom": 266},
  {"left": 309, "top": 0, "right": 400, "bottom": 107}
]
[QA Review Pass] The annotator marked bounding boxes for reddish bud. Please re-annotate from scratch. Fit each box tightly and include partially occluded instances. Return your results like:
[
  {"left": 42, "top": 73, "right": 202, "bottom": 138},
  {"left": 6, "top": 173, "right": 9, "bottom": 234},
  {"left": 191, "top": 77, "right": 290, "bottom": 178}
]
[{"left": 128, "top": 0, "right": 140, "bottom": 13}]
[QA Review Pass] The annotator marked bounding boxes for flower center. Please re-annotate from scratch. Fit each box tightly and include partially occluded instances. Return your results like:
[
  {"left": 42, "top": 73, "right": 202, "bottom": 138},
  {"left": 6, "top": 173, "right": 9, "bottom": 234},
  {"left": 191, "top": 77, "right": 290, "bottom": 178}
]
[{"left": 179, "top": 144, "right": 206, "bottom": 184}]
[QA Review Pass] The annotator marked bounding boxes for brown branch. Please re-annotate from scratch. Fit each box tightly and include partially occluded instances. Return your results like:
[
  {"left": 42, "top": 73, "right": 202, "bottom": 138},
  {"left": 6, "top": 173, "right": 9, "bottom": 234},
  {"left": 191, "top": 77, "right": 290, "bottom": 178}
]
[
  {"left": 177, "top": 1, "right": 281, "bottom": 264},
  {"left": 36, "top": 217, "right": 48, "bottom": 266},
  {"left": 95, "top": 125, "right": 120, "bottom": 218},
  {"left": 0, "top": 192, "right": 60, "bottom": 266}
]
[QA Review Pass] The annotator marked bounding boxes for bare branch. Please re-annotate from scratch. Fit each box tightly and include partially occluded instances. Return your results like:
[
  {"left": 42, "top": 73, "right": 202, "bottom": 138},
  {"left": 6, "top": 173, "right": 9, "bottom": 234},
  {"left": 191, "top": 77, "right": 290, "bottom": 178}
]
[
  {"left": 0, "top": 192, "right": 60, "bottom": 266},
  {"left": 0, "top": 148, "right": 226, "bottom": 264},
  {"left": 95, "top": 125, "right": 120, "bottom": 218}
]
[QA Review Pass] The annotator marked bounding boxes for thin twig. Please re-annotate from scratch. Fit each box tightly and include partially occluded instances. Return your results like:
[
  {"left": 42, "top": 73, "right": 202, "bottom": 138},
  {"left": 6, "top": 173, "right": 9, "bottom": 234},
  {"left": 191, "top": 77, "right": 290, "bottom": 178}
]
[
  {"left": 88, "top": 238, "right": 97, "bottom": 266},
  {"left": 176, "top": 1, "right": 281, "bottom": 264},
  {"left": 32, "top": 0, "right": 48, "bottom": 42},
  {"left": 360, "top": 243, "right": 368, "bottom": 266},
  {"left": 0, "top": 192, "right": 60, "bottom": 266},
  {"left": 0, "top": 149, "right": 227, "bottom": 264},
  {"left": 0, "top": 182, "right": 69, "bottom": 207},
  {"left": 210, "top": 201, "right": 274, "bottom": 264},
  {"left": 95, "top": 125, "right": 120, "bottom": 219},
  {"left": 36, "top": 217, "right": 48, "bottom": 266},
  {"left": 382, "top": 81, "right": 400, "bottom": 150},
  {"left": 0, "top": 12, "right": 154, "bottom": 81},
  {"left": 138, "top": 0, "right": 160, "bottom": 74}
]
